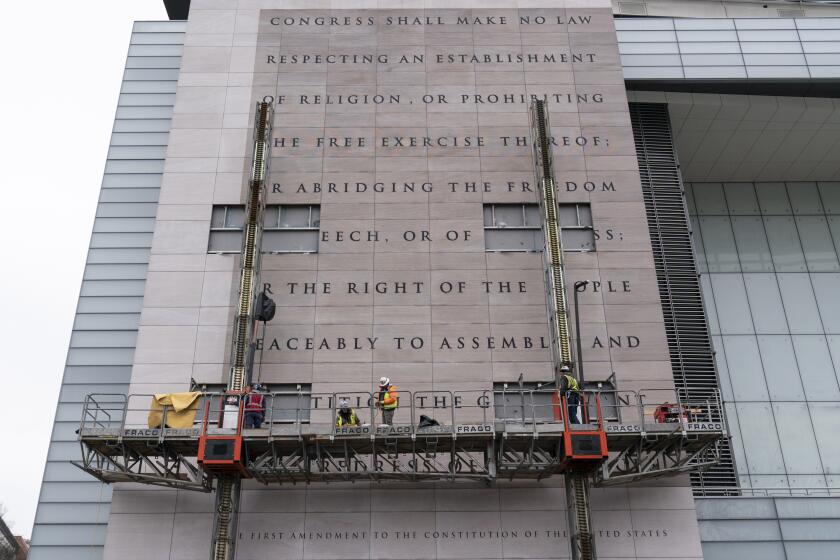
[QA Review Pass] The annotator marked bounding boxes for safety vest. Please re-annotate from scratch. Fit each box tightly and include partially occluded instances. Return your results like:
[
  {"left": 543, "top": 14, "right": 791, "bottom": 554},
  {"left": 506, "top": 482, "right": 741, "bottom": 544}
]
[
  {"left": 381, "top": 386, "right": 398, "bottom": 410},
  {"left": 563, "top": 375, "right": 579, "bottom": 392},
  {"left": 245, "top": 393, "right": 265, "bottom": 412},
  {"left": 336, "top": 411, "right": 358, "bottom": 426}
]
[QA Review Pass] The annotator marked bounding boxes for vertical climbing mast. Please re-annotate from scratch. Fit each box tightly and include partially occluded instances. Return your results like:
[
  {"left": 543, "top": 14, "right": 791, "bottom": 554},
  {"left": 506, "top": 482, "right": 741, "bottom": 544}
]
[
  {"left": 529, "top": 99, "right": 596, "bottom": 560},
  {"left": 211, "top": 101, "right": 273, "bottom": 560},
  {"left": 530, "top": 100, "right": 573, "bottom": 374}
]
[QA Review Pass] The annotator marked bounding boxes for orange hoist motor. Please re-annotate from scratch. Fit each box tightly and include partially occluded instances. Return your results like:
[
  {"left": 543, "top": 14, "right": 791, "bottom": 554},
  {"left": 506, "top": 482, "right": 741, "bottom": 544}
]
[
  {"left": 197, "top": 392, "right": 247, "bottom": 475},
  {"left": 557, "top": 392, "right": 608, "bottom": 471}
]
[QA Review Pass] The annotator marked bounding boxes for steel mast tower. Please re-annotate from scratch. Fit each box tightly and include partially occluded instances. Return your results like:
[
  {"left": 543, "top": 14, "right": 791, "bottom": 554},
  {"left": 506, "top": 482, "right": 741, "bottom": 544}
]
[
  {"left": 210, "top": 101, "right": 272, "bottom": 560},
  {"left": 530, "top": 99, "right": 596, "bottom": 560}
]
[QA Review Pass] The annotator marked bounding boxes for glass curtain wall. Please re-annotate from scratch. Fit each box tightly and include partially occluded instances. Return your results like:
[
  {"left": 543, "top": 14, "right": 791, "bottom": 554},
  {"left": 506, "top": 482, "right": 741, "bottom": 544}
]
[{"left": 688, "top": 181, "right": 840, "bottom": 491}]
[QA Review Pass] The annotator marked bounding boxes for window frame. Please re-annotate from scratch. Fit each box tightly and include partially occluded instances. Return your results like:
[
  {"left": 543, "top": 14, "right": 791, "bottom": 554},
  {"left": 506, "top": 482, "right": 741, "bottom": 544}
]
[
  {"left": 483, "top": 203, "right": 544, "bottom": 253},
  {"left": 207, "top": 204, "right": 321, "bottom": 254},
  {"left": 557, "top": 203, "right": 596, "bottom": 253},
  {"left": 262, "top": 204, "right": 321, "bottom": 254},
  {"left": 208, "top": 205, "right": 246, "bottom": 254}
]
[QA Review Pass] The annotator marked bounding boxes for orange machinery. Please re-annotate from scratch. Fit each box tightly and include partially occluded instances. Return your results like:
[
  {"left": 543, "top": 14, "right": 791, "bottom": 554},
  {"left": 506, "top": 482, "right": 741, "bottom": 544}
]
[{"left": 197, "top": 392, "right": 247, "bottom": 475}]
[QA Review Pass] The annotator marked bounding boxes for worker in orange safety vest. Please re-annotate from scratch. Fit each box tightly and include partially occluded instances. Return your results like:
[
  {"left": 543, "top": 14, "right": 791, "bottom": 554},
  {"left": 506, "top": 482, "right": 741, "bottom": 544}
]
[{"left": 376, "top": 377, "right": 398, "bottom": 427}]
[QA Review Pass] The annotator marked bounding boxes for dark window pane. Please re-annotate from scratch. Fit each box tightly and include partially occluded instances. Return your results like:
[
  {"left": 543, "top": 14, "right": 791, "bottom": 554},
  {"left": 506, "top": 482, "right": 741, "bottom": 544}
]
[
  {"left": 263, "top": 230, "right": 319, "bottom": 252},
  {"left": 225, "top": 206, "right": 246, "bottom": 229},
  {"left": 211, "top": 206, "right": 226, "bottom": 228},
  {"left": 209, "top": 230, "right": 242, "bottom": 252},
  {"left": 264, "top": 206, "right": 279, "bottom": 228},
  {"left": 524, "top": 205, "right": 542, "bottom": 227},
  {"left": 485, "top": 229, "right": 543, "bottom": 252},
  {"left": 280, "top": 206, "right": 311, "bottom": 228},
  {"left": 578, "top": 205, "right": 593, "bottom": 227},
  {"left": 563, "top": 228, "right": 595, "bottom": 252},
  {"left": 483, "top": 205, "right": 494, "bottom": 226},
  {"left": 557, "top": 204, "right": 579, "bottom": 227},
  {"left": 493, "top": 205, "right": 525, "bottom": 227}
]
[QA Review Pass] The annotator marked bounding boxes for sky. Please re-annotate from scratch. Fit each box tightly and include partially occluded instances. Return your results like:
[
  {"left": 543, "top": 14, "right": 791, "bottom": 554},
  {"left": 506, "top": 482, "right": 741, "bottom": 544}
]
[{"left": 0, "top": 0, "right": 168, "bottom": 538}]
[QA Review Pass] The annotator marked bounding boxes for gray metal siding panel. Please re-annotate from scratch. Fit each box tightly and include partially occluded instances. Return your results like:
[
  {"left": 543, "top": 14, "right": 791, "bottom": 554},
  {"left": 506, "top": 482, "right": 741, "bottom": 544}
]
[
  {"left": 699, "top": 496, "right": 840, "bottom": 558},
  {"left": 29, "top": 20, "right": 182, "bottom": 558}
]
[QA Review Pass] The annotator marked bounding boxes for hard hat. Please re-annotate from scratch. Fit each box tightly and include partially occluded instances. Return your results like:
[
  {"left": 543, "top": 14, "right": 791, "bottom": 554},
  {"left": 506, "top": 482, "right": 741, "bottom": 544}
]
[
  {"left": 560, "top": 365, "right": 571, "bottom": 372},
  {"left": 338, "top": 398, "right": 350, "bottom": 410},
  {"left": 379, "top": 377, "right": 390, "bottom": 386}
]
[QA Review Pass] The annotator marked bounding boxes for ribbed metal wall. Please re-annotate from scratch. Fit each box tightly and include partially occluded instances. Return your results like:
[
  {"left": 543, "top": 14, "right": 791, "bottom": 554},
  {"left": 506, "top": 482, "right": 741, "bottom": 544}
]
[
  {"left": 28, "top": 21, "right": 185, "bottom": 560},
  {"left": 629, "top": 102, "right": 739, "bottom": 495}
]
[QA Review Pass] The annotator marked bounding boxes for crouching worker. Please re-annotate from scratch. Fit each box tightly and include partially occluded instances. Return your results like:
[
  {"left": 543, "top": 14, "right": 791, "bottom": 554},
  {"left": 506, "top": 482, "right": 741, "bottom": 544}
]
[
  {"left": 244, "top": 383, "right": 267, "bottom": 429},
  {"left": 335, "top": 399, "right": 360, "bottom": 427}
]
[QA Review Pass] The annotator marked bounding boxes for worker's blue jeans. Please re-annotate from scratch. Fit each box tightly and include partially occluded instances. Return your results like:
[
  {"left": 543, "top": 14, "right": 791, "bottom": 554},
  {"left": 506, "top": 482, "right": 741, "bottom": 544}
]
[
  {"left": 567, "top": 392, "right": 581, "bottom": 424},
  {"left": 244, "top": 412, "right": 264, "bottom": 429}
]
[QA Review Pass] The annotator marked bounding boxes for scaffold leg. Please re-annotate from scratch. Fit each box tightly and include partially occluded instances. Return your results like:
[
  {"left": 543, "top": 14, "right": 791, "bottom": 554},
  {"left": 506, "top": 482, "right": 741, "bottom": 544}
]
[
  {"left": 566, "top": 473, "right": 596, "bottom": 560},
  {"left": 211, "top": 476, "right": 241, "bottom": 560}
]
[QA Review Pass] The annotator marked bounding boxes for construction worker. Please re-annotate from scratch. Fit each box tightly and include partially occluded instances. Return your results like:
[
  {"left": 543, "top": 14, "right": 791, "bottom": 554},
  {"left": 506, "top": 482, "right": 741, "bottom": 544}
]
[
  {"left": 376, "top": 377, "right": 398, "bottom": 426},
  {"left": 335, "top": 398, "right": 360, "bottom": 427},
  {"left": 559, "top": 366, "right": 581, "bottom": 424},
  {"left": 243, "top": 383, "right": 267, "bottom": 429}
]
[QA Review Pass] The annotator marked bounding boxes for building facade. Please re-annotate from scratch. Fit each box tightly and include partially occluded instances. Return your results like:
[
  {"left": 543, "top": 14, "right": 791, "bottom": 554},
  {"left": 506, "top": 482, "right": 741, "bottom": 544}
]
[{"left": 30, "top": 1, "right": 840, "bottom": 559}]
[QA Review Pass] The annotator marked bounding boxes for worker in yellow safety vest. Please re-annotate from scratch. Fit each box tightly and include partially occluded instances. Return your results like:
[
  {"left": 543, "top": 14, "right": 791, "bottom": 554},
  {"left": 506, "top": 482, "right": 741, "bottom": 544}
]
[
  {"left": 559, "top": 365, "right": 581, "bottom": 424},
  {"left": 335, "top": 399, "right": 360, "bottom": 427},
  {"left": 376, "top": 377, "right": 398, "bottom": 427}
]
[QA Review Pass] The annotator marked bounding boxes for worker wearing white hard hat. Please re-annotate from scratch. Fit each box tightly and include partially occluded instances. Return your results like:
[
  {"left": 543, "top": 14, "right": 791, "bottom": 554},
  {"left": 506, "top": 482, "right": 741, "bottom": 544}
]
[
  {"left": 559, "top": 365, "right": 581, "bottom": 424},
  {"left": 335, "top": 398, "right": 360, "bottom": 427},
  {"left": 376, "top": 377, "right": 398, "bottom": 427}
]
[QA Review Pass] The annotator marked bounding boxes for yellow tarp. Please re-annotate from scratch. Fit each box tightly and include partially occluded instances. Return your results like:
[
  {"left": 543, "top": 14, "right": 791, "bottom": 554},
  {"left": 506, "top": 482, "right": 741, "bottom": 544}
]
[{"left": 147, "top": 392, "right": 202, "bottom": 429}]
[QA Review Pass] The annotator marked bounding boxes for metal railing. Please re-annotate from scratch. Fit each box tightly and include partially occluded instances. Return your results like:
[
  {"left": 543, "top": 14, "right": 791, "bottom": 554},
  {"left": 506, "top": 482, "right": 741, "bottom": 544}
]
[{"left": 78, "top": 387, "right": 724, "bottom": 441}]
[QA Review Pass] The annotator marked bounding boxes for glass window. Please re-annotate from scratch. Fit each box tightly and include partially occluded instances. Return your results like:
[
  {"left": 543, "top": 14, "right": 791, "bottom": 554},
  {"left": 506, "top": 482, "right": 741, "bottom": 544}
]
[
  {"left": 208, "top": 231, "right": 242, "bottom": 253},
  {"left": 764, "top": 216, "right": 807, "bottom": 272},
  {"left": 792, "top": 335, "right": 840, "bottom": 401},
  {"left": 777, "top": 273, "right": 822, "bottom": 334},
  {"left": 817, "top": 182, "right": 840, "bottom": 214},
  {"left": 266, "top": 384, "right": 312, "bottom": 423},
  {"left": 524, "top": 205, "right": 541, "bottom": 227},
  {"left": 684, "top": 182, "right": 698, "bottom": 216},
  {"left": 724, "top": 183, "right": 760, "bottom": 215},
  {"left": 797, "top": 216, "right": 840, "bottom": 272},
  {"left": 263, "top": 230, "right": 319, "bottom": 253},
  {"left": 757, "top": 335, "right": 805, "bottom": 402},
  {"left": 773, "top": 402, "right": 825, "bottom": 479},
  {"left": 736, "top": 402, "right": 786, "bottom": 476},
  {"left": 493, "top": 381, "right": 555, "bottom": 422},
  {"left": 743, "top": 274, "right": 787, "bottom": 334},
  {"left": 756, "top": 182, "right": 792, "bottom": 214},
  {"left": 209, "top": 205, "right": 246, "bottom": 253},
  {"left": 484, "top": 204, "right": 544, "bottom": 252},
  {"left": 722, "top": 336, "right": 769, "bottom": 401},
  {"left": 209, "top": 204, "right": 321, "bottom": 254},
  {"left": 263, "top": 205, "right": 320, "bottom": 253},
  {"left": 492, "top": 205, "right": 525, "bottom": 227},
  {"left": 699, "top": 216, "right": 740, "bottom": 272},
  {"left": 701, "top": 275, "right": 721, "bottom": 335},
  {"left": 693, "top": 183, "right": 727, "bottom": 215},
  {"left": 225, "top": 207, "right": 245, "bottom": 228},
  {"left": 731, "top": 216, "right": 773, "bottom": 272},
  {"left": 809, "top": 402, "right": 840, "bottom": 481},
  {"left": 691, "top": 215, "right": 709, "bottom": 274},
  {"left": 787, "top": 182, "right": 824, "bottom": 215},
  {"left": 712, "top": 335, "right": 734, "bottom": 401},
  {"left": 709, "top": 274, "right": 754, "bottom": 334}
]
